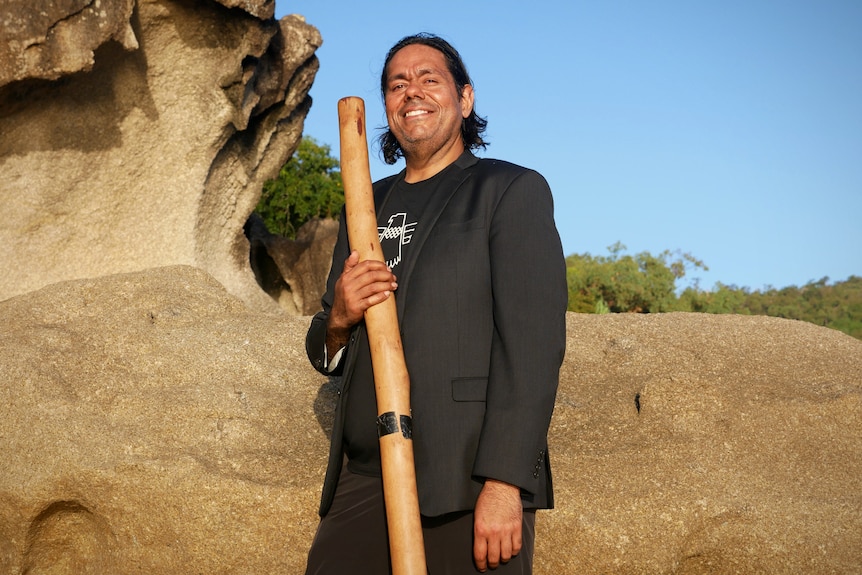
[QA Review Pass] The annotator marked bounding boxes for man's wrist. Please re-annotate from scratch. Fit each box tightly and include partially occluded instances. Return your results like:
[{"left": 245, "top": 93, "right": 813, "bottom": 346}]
[
  {"left": 482, "top": 478, "right": 521, "bottom": 495},
  {"left": 324, "top": 319, "right": 350, "bottom": 363}
]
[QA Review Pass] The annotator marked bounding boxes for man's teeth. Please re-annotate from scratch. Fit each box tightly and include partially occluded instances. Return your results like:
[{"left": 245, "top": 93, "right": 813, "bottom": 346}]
[{"left": 406, "top": 110, "right": 428, "bottom": 117}]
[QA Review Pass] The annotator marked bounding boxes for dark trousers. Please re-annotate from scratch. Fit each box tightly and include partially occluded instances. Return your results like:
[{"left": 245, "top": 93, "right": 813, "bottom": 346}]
[{"left": 304, "top": 465, "right": 536, "bottom": 574}]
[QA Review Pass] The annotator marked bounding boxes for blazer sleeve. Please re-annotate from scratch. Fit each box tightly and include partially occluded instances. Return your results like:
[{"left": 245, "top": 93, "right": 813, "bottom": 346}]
[
  {"left": 305, "top": 207, "right": 352, "bottom": 376},
  {"left": 471, "top": 169, "right": 568, "bottom": 494}
]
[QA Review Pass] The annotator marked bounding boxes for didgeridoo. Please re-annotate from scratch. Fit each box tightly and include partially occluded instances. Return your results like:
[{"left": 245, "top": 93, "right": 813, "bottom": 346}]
[{"left": 337, "top": 96, "right": 427, "bottom": 575}]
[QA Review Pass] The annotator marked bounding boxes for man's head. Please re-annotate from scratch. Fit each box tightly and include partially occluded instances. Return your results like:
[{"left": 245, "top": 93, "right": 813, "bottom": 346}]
[{"left": 378, "top": 33, "right": 488, "bottom": 165}]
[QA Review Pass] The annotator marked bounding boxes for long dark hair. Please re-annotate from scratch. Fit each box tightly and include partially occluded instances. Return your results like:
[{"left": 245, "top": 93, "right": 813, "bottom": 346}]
[{"left": 377, "top": 33, "right": 489, "bottom": 165}]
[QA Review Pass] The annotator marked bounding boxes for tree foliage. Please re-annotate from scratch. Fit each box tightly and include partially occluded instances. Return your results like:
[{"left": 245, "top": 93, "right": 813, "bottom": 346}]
[
  {"left": 678, "top": 276, "right": 862, "bottom": 339},
  {"left": 566, "top": 243, "right": 862, "bottom": 340},
  {"left": 255, "top": 136, "right": 344, "bottom": 238},
  {"left": 566, "top": 242, "right": 707, "bottom": 314}
]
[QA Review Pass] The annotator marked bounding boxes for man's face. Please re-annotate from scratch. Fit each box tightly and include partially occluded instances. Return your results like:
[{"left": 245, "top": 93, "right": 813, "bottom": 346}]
[{"left": 384, "top": 44, "right": 474, "bottom": 163}]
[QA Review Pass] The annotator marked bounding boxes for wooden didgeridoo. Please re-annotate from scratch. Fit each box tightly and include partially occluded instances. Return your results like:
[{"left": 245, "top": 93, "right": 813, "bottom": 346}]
[{"left": 338, "top": 96, "right": 428, "bottom": 575}]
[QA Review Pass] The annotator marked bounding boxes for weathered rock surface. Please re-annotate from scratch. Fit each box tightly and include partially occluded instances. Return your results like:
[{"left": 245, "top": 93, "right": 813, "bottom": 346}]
[
  {"left": 246, "top": 214, "right": 338, "bottom": 315},
  {"left": 0, "top": 0, "right": 322, "bottom": 312},
  {"left": 0, "top": 0, "right": 139, "bottom": 85},
  {"left": 1, "top": 266, "right": 859, "bottom": 574}
]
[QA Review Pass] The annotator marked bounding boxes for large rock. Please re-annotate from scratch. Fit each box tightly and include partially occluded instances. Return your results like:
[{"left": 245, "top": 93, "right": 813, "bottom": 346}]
[
  {"left": 0, "top": 266, "right": 327, "bottom": 574},
  {"left": 0, "top": 266, "right": 859, "bottom": 574},
  {"left": 545, "top": 311, "right": 861, "bottom": 573},
  {"left": 0, "top": 0, "right": 322, "bottom": 312},
  {"left": 246, "top": 214, "right": 338, "bottom": 315},
  {"left": 0, "top": 0, "right": 139, "bottom": 85}
]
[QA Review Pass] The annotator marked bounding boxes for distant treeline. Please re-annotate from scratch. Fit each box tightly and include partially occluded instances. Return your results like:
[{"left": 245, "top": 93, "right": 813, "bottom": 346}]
[{"left": 566, "top": 243, "right": 862, "bottom": 340}]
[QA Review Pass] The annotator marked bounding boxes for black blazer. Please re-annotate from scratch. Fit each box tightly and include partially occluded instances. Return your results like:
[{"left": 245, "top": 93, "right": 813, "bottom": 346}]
[{"left": 307, "top": 151, "right": 567, "bottom": 518}]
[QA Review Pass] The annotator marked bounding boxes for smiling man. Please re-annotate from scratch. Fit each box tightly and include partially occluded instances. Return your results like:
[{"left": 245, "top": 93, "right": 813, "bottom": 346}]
[
  {"left": 304, "top": 33, "right": 567, "bottom": 574},
  {"left": 383, "top": 42, "right": 474, "bottom": 182}
]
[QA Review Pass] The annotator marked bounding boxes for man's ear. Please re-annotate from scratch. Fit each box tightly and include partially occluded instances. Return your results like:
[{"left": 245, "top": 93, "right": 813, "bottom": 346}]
[{"left": 460, "top": 85, "right": 475, "bottom": 119}]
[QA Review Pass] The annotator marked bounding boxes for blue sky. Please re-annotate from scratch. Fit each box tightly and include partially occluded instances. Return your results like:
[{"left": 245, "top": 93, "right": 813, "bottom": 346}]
[{"left": 274, "top": 1, "right": 861, "bottom": 291}]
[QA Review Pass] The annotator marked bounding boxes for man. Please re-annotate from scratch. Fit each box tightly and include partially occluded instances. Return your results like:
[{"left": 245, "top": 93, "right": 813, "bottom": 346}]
[{"left": 305, "top": 33, "right": 567, "bottom": 574}]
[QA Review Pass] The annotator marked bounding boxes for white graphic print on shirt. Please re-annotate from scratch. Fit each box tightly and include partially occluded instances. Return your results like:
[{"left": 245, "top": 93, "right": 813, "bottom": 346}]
[{"left": 378, "top": 212, "right": 417, "bottom": 269}]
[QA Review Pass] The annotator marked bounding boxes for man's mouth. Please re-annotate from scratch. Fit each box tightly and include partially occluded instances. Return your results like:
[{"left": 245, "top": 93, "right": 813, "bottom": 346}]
[{"left": 404, "top": 109, "right": 430, "bottom": 118}]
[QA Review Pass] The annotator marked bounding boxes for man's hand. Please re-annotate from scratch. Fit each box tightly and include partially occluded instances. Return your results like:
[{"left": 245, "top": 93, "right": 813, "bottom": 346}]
[
  {"left": 325, "top": 250, "right": 398, "bottom": 359},
  {"left": 473, "top": 479, "right": 523, "bottom": 572}
]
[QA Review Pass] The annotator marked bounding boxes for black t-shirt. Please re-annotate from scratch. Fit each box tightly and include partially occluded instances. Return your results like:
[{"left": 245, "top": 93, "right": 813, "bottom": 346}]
[{"left": 342, "top": 165, "right": 451, "bottom": 476}]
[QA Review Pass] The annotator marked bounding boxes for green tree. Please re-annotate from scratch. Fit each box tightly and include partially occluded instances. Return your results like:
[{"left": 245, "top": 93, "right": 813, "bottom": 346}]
[
  {"left": 678, "top": 282, "right": 749, "bottom": 314},
  {"left": 738, "top": 276, "right": 862, "bottom": 338},
  {"left": 255, "top": 136, "right": 344, "bottom": 238},
  {"left": 566, "top": 242, "right": 707, "bottom": 313}
]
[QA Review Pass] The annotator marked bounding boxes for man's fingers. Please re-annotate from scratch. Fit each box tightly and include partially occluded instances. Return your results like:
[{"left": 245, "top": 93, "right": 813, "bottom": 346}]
[
  {"left": 329, "top": 251, "right": 397, "bottom": 332},
  {"left": 343, "top": 252, "right": 389, "bottom": 277},
  {"left": 338, "top": 255, "right": 397, "bottom": 313},
  {"left": 499, "top": 535, "right": 513, "bottom": 564},
  {"left": 512, "top": 529, "right": 522, "bottom": 558},
  {"left": 486, "top": 536, "right": 502, "bottom": 569},
  {"left": 361, "top": 286, "right": 394, "bottom": 308},
  {"left": 341, "top": 249, "right": 361, "bottom": 273},
  {"left": 474, "top": 534, "right": 516, "bottom": 572},
  {"left": 351, "top": 272, "right": 397, "bottom": 303},
  {"left": 473, "top": 537, "right": 488, "bottom": 572}
]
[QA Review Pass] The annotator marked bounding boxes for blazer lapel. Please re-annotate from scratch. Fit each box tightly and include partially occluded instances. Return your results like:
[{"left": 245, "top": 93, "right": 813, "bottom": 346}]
[{"left": 377, "top": 152, "right": 478, "bottom": 320}]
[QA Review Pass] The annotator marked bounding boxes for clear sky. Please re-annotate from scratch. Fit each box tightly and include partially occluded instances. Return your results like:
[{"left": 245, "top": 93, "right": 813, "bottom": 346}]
[{"left": 274, "top": 0, "right": 861, "bottom": 292}]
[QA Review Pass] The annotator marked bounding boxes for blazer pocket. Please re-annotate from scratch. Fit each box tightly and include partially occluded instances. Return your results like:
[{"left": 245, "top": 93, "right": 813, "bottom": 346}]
[
  {"left": 452, "top": 377, "right": 488, "bottom": 402},
  {"left": 431, "top": 215, "right": 485, "bottom": 234}
]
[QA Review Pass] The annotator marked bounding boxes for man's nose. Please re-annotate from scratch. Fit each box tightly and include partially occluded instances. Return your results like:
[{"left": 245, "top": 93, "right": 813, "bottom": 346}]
[{"left": 405, "top": 82, "right": 423, "bottom": 99}]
